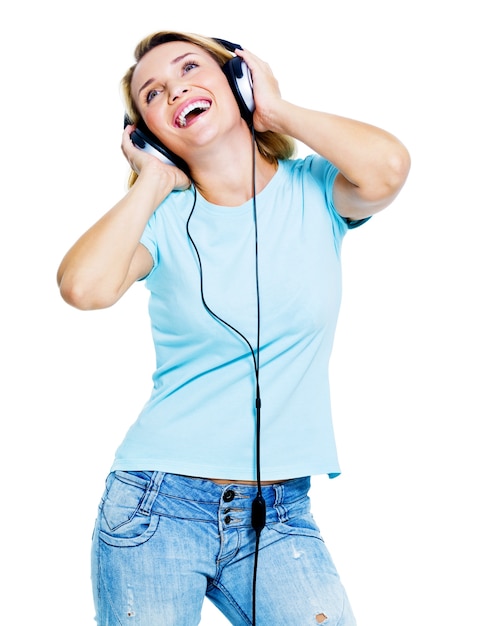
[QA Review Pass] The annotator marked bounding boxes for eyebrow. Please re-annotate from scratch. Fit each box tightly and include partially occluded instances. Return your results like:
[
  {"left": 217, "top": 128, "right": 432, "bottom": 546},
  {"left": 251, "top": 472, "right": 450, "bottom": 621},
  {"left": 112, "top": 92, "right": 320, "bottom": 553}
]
[{"left": 137, "top": 51, "right": 200, "bottom": 97}]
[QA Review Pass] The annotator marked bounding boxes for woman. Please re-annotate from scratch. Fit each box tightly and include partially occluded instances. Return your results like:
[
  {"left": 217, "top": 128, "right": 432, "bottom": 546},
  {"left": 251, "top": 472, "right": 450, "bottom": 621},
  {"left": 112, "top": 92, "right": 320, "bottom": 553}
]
[{"left": 57, "top": 31, "right": 410, "bottom": 626}]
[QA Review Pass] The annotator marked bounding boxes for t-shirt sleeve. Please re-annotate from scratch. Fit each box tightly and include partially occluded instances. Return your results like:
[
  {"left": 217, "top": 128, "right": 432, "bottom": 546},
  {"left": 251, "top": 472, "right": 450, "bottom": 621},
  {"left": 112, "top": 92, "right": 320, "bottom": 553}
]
[
  {"left": 138, "top": 212, "right": 159, "bottom": 281},
  {"left": 307, "top": 154, "right": 371, "bottom": 231}
]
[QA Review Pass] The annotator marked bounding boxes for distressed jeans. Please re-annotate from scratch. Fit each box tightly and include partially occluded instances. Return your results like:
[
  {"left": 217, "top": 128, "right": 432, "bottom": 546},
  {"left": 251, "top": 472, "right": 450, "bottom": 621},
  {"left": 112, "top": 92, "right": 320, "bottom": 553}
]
[{"left": 91, "top": 471, "right": 356, "bottom": 625}]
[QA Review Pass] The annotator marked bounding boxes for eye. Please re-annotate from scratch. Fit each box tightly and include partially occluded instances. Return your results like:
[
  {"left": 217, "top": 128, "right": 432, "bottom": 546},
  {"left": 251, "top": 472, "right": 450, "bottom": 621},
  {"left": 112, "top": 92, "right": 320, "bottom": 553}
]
[
  {"left": 146, "top": 89, "right": 162, "bottom": 104},
  {"left": 182, "top": 60, "right": 199, "bottom": 73}
]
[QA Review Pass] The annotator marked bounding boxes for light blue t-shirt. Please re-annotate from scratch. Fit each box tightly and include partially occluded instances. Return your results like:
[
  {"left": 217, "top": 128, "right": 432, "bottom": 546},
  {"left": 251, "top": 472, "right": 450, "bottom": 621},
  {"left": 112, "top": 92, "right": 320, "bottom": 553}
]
[{"left": 111, "top": 155, "right": 368, "bottom": 480}]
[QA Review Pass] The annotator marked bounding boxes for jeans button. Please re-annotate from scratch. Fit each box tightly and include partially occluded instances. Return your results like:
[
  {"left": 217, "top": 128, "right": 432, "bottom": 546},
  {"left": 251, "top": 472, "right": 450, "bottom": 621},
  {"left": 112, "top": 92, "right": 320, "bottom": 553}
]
[
  {"left": 224, "top": 515, "right": 232, "bottom": 524},
  {"left": 223, "top": 489, "right": 235, "bottom": 502}
]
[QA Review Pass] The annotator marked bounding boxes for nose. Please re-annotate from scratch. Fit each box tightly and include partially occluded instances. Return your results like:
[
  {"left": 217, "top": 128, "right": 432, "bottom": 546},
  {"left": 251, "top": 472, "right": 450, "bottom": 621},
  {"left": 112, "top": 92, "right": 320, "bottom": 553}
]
[{"left": 169, "top": 84, "right": 189, "bottom": 104}]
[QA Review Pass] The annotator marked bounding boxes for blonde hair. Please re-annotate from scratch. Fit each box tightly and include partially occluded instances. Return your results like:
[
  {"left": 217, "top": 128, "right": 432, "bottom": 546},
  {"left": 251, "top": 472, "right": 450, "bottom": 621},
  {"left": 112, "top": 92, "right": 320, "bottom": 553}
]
[{"left": 121, "top": 31, "right": 295, "bottom": 186}]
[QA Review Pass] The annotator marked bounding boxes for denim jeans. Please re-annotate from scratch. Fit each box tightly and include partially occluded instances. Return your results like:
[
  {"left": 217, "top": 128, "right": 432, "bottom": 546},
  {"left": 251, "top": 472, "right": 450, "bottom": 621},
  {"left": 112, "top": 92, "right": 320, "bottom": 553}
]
[{"left": 91, "top": 471, "right": 356, "bottom": 625}]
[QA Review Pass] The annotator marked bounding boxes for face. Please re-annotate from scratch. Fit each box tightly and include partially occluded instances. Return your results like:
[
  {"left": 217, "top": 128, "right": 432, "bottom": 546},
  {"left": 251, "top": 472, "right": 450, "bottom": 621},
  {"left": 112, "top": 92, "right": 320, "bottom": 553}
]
[{"left": 130, "top": 40, "right": 241, "bottom": 160}]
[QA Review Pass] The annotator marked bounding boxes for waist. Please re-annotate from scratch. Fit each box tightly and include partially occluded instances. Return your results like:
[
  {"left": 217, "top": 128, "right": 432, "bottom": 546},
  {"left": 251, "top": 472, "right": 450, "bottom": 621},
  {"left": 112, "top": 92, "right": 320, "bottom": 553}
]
[
  {"left": 108, "top": 471, "right": 311, "bottom": 520},
  {"left": 194, "top": 476, "right": 289, "bottom": 486}
]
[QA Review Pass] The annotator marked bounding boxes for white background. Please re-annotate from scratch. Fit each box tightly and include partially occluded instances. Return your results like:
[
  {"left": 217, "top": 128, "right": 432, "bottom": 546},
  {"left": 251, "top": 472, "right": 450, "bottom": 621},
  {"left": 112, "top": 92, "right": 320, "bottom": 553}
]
[{"left": 1, "top": 1, "right": 482, "bottom": 624}]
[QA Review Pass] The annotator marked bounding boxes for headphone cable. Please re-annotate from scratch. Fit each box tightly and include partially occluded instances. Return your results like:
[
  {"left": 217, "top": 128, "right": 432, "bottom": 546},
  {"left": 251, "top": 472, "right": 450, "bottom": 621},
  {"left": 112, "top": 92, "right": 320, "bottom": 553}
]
[
  {"left": 185, "top": 125, "right": 265, "bottom": 625},
  {"left": 249, "top": 123, "right": 265, "bottom": 626}
]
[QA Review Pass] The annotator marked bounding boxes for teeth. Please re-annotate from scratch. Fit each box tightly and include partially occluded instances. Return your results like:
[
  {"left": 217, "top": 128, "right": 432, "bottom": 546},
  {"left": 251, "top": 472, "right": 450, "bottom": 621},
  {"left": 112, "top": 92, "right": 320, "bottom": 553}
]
[{"left": 177, "top": 100, "right": 210, "bottom": 127}]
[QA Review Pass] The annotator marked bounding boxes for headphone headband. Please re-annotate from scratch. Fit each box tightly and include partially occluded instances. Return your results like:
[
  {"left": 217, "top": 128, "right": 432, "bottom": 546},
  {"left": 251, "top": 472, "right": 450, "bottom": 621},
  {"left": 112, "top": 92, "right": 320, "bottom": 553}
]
[{"left": 212, "top": 38, "right": 243, "bottom": 53}]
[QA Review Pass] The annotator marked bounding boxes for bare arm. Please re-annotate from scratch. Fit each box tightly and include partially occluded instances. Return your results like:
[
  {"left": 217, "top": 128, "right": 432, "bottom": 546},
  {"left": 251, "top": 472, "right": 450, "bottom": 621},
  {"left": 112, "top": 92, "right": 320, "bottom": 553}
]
[
  {"left": 57, "top": 126, "right": 190, "bottom": 310},
  {"left": 237, "top": 49, "right": 411, "bottom": 220}
]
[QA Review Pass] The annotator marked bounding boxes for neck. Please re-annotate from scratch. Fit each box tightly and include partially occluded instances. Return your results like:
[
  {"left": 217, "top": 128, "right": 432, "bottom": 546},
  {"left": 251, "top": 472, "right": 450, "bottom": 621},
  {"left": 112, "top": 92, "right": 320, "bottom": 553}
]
[
  {"left": 193, "top": 152, "right": 277, "bottom": 207},
  {"left": 186, "top": 130, "right": 277, "bottom": 206}
]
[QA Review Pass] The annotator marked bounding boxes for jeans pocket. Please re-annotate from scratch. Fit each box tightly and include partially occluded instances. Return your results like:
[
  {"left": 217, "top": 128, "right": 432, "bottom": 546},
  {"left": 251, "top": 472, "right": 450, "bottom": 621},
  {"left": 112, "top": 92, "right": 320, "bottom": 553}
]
[
  {"left": 268, "top": 496, "right": 324, "bottom": 542},
  {"left": 98, "top": 471, "right": 159, "bottom": 547}
]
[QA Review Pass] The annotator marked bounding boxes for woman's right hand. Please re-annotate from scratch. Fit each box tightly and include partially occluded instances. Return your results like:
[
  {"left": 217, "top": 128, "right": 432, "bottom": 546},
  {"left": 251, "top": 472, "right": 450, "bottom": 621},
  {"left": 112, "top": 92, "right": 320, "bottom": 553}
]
[{"left": 122, "top": 125, "right": 191, "bottom": 191}]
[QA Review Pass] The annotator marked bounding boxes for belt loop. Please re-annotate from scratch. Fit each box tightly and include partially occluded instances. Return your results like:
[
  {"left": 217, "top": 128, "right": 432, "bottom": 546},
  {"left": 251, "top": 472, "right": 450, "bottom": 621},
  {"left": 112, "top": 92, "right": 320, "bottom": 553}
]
[
  {"left": 273, "top": 483, "right": 288, "bottom": 523},
  {"left": 139, "top": 471, "right": 165, "bottom": 515}
]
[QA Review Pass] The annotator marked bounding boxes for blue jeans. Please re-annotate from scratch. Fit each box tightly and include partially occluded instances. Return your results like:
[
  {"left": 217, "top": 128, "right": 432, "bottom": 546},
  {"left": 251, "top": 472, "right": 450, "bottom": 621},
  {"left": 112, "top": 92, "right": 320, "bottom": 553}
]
[{"left": 91, "top": 471, "right": 356, "bottom": 625}]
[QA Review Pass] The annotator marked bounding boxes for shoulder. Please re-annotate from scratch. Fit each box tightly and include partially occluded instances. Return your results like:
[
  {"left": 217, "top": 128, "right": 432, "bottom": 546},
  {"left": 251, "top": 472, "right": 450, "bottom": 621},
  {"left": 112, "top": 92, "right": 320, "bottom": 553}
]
[
  {"left": 278, "top": 154, "right": 338, "bottom": 185},
  {"left": 281, "top": 156, "right": 371, "bottom": 230}
]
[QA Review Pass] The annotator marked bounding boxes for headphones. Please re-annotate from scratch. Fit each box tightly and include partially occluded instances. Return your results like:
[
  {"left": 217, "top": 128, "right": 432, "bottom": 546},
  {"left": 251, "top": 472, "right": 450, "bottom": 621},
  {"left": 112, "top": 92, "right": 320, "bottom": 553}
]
[{"left": 125, "top": 38, "right": 255, "bottom": 175}]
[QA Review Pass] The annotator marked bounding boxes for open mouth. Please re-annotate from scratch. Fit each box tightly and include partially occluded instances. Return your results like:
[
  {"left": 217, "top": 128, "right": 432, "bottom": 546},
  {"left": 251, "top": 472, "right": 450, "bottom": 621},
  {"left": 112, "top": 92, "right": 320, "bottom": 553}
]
[{"left": 175, "top": 99, "right": 211, "bottom": 128}]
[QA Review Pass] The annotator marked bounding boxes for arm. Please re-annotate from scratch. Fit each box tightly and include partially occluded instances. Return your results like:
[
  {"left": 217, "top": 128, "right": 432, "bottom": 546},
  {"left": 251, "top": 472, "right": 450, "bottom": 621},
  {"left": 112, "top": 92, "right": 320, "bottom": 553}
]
[
  {"left": 237, "top": 49, "right": 411, "bottom": 220},
  {"left": 57, "top": 126, "right": 190, "bottom": 310}
]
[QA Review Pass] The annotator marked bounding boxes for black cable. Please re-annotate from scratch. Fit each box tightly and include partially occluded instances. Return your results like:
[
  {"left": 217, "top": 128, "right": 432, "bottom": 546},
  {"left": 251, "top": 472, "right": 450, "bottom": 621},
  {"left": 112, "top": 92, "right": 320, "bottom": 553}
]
[
  {"left": 186, "top": 189, "right": 259, "bottom": 376},
  {"left": 185, "top": 125, "right": 265, "bottom": 625},
  {"left": 249, "top": 123, "right": 265, "bottom": 626}
]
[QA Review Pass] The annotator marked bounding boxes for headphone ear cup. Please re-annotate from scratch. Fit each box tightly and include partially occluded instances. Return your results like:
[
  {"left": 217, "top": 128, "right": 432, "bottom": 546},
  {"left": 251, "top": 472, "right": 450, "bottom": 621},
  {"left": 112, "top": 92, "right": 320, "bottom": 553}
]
[
  {"left": 222, "top": 56, "right": 255, "bottom": 125},
  {"left": 124, "top": 115, "right": 190, "bottom": 175}
]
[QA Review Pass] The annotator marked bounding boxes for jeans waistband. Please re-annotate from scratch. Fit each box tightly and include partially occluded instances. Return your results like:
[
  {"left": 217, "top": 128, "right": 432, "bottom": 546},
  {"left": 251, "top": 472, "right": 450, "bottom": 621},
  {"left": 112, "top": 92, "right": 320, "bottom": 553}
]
[
  {"left": 113, "top": 471, "right": 311, "bottom": 528},
  {"left": 163, "top": 472, "right": 309, "bottom": 503}
]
